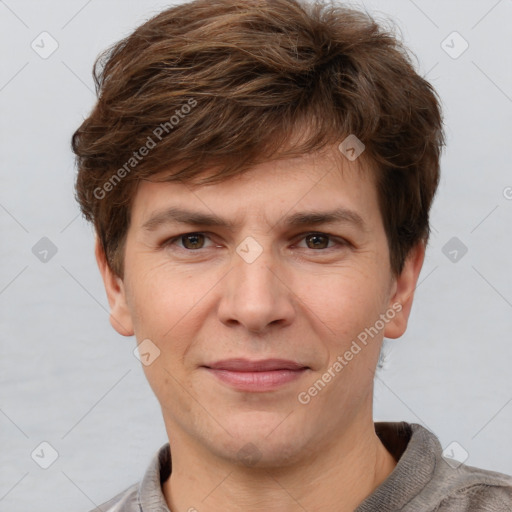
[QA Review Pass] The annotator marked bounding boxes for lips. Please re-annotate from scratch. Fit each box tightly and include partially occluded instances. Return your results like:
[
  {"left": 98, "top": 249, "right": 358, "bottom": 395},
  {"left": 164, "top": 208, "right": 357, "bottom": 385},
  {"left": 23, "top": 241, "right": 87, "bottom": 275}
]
[
  {"left": 202, "top": 359, "right": 309, "bottom": 392},
  {"left": 204, "top": 358, "right": 308, "bottom": 372}
]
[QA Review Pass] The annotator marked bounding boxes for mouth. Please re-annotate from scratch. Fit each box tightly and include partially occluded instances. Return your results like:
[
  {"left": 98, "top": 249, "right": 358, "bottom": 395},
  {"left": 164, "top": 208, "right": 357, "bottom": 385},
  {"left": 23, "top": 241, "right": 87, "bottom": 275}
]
[{"left": 201, "top": 358, "right": 310, "bottom": 392}]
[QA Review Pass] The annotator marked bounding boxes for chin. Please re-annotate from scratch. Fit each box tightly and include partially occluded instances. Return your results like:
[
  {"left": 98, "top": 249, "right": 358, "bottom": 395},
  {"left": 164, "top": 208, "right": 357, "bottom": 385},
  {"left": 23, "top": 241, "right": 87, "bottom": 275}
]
[{"left": 212, "top": 412, "right": 314, "bottom": 469}]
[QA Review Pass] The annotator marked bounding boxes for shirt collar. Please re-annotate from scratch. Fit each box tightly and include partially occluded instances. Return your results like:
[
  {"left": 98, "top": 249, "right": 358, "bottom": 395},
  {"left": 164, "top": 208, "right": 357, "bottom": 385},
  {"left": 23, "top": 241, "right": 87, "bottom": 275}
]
[{"left": 138, "top": 442, "right": 172, "bottom": 511}]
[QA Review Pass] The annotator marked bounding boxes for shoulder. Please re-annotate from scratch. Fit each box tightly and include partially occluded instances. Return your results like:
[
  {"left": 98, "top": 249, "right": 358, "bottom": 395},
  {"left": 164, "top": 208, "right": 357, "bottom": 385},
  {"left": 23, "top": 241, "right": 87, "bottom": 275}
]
[
  {"left": 369, "top": 422, "right": 512, "bottom": 512},
  {"left": 435, "top": 463, "right": 512, "bottom": 512},
  {"left": 88, "top": 482, "right": 139, "bottom": 512},
  {"left": 411, "top": 422, "right": 512, "bottom": 512},
  {"left": 86, "top": 442, "right": 171, "bottom": 512}
]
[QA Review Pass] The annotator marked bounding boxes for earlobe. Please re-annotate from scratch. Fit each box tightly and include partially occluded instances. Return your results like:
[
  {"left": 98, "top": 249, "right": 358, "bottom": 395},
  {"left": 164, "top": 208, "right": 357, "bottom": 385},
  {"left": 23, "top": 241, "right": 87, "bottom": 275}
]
[
  {"left": 383, "top": 242, "right": 426, "bottom": 339},
  {"left": 94, "top": 237, "right": 134, "bottom": 337}
]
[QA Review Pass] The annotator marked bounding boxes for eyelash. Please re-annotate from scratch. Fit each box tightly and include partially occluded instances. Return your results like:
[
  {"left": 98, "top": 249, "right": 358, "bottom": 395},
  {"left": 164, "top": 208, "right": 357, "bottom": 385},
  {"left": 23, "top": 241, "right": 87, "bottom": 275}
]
[{"left": 160, "top": 231, "right": 350, "bottom": 254}]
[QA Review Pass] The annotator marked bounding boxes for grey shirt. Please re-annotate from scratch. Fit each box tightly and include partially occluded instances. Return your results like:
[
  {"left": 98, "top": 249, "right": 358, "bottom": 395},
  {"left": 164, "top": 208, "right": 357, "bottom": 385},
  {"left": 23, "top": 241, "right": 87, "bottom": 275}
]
[{"left": 92, "top": 422, "right": 512, "bottom": 511}]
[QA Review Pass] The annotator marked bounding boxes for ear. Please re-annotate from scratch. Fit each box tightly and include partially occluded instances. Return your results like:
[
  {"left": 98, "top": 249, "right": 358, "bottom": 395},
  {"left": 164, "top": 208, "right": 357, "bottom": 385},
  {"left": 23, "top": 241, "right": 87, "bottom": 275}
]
[
  {"left": 383, "top": 241, "right": 426, "bottom": 339},
  {"left": 95, "top": 237, "right": 134, "bottom": 337}
]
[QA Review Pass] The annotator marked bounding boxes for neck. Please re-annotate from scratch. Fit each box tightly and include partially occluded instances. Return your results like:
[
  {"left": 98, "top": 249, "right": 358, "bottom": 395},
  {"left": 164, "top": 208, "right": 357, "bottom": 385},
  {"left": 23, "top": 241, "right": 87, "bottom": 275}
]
[{"left": 163, "top": 419, "right": 397, "bottom": 512}]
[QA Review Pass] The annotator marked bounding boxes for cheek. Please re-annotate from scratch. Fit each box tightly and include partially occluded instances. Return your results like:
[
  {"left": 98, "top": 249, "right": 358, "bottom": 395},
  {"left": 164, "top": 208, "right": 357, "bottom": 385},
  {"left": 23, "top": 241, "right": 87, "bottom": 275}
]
[
  {"left": 299, "top": 269, "right": 389, "bottom": 398},
  {"left": 297, "top": 270, "right": 386, "bottom": 409},
  {"left": 299, "top": 264, "right": 387, "bottom": 341},
  {"left": 130, "top": 271, "right": 202, "bottom": 396},
  {"left": 127, "top": 261, "right": 205, "bottom": 338}
]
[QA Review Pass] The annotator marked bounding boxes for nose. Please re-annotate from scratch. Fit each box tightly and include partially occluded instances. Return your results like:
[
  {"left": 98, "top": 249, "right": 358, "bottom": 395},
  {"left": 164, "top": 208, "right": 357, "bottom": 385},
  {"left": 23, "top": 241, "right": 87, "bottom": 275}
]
[{"left": 217, "top": 245, "right": 296, "bottom": 334}]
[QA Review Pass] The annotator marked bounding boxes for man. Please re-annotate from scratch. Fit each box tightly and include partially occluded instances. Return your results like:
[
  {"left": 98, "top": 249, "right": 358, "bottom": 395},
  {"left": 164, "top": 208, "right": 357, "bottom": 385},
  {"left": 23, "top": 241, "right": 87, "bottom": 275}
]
[{"left": 71, "top": 0, "right": 512, "bottom": 510}]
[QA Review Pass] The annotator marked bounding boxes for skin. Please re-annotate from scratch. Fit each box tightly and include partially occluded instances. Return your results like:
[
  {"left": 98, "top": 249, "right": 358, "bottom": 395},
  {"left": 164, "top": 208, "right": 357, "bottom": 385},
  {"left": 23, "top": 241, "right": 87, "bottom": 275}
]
[{"left": 97, "top": 144, "right": 425, "bottom": 512}]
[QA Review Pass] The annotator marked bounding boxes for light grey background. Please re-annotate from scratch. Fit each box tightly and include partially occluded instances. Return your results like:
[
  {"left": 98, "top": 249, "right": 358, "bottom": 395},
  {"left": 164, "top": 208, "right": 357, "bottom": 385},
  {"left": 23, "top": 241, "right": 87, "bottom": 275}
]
[{"left": 1, "top": 0, "right": 511, "bottom": 510}]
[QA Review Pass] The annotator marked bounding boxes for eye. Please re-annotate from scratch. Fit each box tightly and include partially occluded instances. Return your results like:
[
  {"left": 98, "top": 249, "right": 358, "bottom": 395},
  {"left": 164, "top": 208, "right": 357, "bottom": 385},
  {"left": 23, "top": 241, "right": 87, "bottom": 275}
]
[
  {"left": 303, "top": 233, "right": 330, "bottom": 249},
  {"left": 164, "top": 232, "right": 214, "bottom": 250},
  {"left": 295, "top": 232, "right": 346, "bottom": 250},
  {"left": 160, "top": 231, "right": 349, "bottom": 254}
]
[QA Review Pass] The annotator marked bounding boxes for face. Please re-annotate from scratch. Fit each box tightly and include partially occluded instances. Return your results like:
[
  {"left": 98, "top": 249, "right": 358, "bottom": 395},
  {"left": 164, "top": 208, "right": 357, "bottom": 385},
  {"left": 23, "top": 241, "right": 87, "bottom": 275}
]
[{"left": 98, "top": 145, "right": 424, "bottom": 468}]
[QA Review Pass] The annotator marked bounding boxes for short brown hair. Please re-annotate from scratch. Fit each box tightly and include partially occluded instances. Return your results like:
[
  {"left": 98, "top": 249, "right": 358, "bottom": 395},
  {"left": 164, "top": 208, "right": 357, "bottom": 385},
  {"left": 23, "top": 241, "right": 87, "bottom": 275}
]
[{"left": 72, "top": 0, "right": 444, "bottom": 278}]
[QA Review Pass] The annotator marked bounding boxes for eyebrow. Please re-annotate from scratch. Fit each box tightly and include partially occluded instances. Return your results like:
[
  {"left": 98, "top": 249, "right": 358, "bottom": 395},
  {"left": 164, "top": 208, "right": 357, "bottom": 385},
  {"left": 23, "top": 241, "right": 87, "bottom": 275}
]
[{"left": 141, "top": 206, "right": 367, "bottom": 232}]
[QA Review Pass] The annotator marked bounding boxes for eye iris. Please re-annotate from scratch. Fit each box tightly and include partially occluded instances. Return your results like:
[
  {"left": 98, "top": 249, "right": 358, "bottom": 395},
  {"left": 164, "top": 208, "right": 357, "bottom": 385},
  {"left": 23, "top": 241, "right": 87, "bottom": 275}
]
[
  {"left": 182, "top": 233, "right": 204, "bottom": 249},
  {"left": 306, "top": 234, "right": 329, "bottom": 249}
]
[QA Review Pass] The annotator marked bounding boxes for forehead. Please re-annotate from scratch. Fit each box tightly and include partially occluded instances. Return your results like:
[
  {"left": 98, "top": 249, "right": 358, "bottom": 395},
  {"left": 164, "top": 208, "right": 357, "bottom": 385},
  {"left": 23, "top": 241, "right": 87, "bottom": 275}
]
[{"left": 130, "top": 147, "right": 380, "bottom": 231}]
